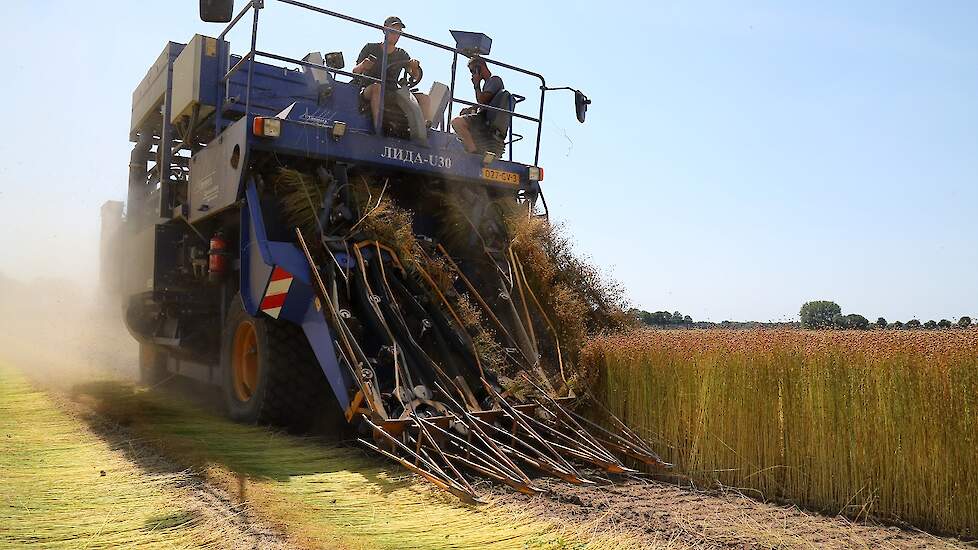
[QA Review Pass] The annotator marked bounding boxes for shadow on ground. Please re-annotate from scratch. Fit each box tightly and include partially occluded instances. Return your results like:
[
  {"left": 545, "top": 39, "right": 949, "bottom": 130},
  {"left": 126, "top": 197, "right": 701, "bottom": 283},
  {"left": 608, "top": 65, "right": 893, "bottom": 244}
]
[{"left": 69, "top": 379, "right": 399, "bottom": 492}]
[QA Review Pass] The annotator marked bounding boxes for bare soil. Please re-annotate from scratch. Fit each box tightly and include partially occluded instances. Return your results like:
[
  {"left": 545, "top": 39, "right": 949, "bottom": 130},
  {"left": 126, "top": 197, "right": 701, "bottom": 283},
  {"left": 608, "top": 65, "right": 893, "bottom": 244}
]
[{"left": 502, "top": 476, "right": 974, "bottom": 549}]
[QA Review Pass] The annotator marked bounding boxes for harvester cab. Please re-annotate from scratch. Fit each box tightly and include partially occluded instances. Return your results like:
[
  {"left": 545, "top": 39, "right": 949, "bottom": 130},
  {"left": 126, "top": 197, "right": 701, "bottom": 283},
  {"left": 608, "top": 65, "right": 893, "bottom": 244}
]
[{"left": 108, "top": 0, "right": 662, "bottom": 503}]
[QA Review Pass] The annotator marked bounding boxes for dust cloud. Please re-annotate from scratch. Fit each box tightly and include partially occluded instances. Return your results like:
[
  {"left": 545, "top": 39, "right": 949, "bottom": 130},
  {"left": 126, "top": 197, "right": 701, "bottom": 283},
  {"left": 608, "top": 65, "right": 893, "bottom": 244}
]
[{"left": 0, "top": 272, "right": 137, "bottom": 388}]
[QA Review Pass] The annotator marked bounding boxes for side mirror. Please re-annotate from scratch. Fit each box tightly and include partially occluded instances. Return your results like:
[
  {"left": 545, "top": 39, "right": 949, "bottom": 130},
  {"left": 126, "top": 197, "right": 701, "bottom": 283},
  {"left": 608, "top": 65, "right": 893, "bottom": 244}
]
[
  {"left": 200, "top": 0, "right": 234, "bottom": 23},
  {"left": 574, "top": 90, "right": 591, "bottom": 123},
  {"left": 324, "top": 52, "right": 346, "bottom": 70}
]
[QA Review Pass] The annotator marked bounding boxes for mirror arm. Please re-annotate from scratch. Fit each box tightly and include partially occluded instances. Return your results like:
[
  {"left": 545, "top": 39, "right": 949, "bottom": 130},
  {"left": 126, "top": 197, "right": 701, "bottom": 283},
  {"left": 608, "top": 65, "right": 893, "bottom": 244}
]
[{"left": 542, "top": 86, "right": 591, "bottom": 123}]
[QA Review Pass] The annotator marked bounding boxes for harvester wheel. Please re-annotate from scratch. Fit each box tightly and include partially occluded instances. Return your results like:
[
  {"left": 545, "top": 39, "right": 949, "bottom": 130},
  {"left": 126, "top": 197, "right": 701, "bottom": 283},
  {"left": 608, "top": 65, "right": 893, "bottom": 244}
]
[
  {"left": 221, "top": 296, "right": 329, "bottom": 431},
  {"left": 138, "top": 343, "right": 169, "bottom": 386}
]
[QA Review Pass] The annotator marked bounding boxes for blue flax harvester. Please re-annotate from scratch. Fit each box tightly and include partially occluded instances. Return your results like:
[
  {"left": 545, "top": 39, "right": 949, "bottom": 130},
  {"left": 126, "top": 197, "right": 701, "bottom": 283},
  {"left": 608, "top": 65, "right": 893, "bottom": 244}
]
[{"left": 102, "top": 0, "right": 666, "bottom": 502}]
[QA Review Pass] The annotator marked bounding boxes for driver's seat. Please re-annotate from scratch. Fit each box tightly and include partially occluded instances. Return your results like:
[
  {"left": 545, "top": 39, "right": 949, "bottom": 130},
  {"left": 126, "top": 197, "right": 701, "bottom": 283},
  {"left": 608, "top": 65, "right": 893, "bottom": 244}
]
[
  {"left": 389, "top": 88, "right": 428, "bottom": 146},
  {"left": 469, "top": 89, "right": 512, "bottom": 157}
]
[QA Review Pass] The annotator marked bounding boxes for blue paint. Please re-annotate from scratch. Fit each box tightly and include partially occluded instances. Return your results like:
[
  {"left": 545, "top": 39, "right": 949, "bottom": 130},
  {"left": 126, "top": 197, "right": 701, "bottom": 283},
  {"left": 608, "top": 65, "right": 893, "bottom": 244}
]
[{"left": 240, "top": 180, "right": 352, "bottom": 411}]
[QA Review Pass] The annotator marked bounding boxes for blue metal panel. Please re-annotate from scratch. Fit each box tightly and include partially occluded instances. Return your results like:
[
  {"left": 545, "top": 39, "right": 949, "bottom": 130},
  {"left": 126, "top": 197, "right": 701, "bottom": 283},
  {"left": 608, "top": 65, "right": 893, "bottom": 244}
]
[
  {"left": 227, "top": 56, "right": 319, "bottom": 116},
  {"left": 241, "top": 181, "right": 319, "bottom": 316},
  {"left": 449, "top": 30, "right": 492, "bottom": 55},
  {"left": 221, "top": 58, "right": 537, "bottom": 180},
  {"left": 241, "top": 96, "right": 529, "bottom": 190},
  {"left": 239, "top": 180, "right": 352, "bottom": 412},
  {"left": 300, "top": 297, "right": 353, "bottom": 411},
  {"left": 197, "top": 40, "right": 225, "bottom": 111},
  {"left": 240, "top": 181, "right": 273, "bottom": 316},
  {"left": 253, "top": 112, "right": 530, "bottom": 188}
]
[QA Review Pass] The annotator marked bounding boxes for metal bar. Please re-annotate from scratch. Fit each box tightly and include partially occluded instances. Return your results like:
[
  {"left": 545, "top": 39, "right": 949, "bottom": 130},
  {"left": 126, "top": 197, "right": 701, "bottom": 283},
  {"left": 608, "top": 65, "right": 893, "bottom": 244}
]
[
  {"left": 268, "top": 0, "right": 549, "bottom": 146},
  {"left": 521, "top": 375, "right": 627, "bottom": 465},
  {"left": 433, "top": 382, "right": 533, "bottom": 484},
  {"left": 508, "top": 95, "right": 515, "bottom": 161},
  {"left": 215, "top": 36, "right": 228, "bottom": 134},
  {"left": 243, "top": 6, "right": 261, "bottom": 118},
  {"left": 404, "top": 430, "right": 466, "bottom": 492},
  {"left": 222, "top": 0, "right": 553, "bottom": 165},
  {"left": 158, "top": 57, "right": 175, "bottom": 219},
  {"left": 414, "top": 417, "right": 476, "bottom": 495},
  {"left": 359, "top": 437, "right": 482, "bottom": 504},
  {"left": 254, "top": 50, "right": 380, "bottom": 84},
  {"left": 223, "top": 51, "right": 255, "bottom": 83},
  {"left": 468, "top": 414, "right": 592, "bottom": 484},
  {"left": 412, "top": 263, "right": 484, "bottom": 379},
  {"left": 273, "top": 0, "right": 530, "bottom": 63},
  {"left": 534, "top": 86, "right": 546, "bottom": 166},
  {"left": 441, "top": 451, "right": 538, "bottom": 495},
  {"left": 450, "top": 98, "right": 539, "bottom": 123},
  {"left": 375, "top": 30, "right": 389, "bottom": 135},
  {"left": 483, "top": 382, "right": 580, "bottom": 475},
  {"left": 295, "top": 229, "right": 386, "bottom": 417},
  {"left": 218, "top": 0, "right": 255, "bottom": 41},
  {"left": 447, "top": 51, "right": 458, "bottom": 128},
  {"left": 419, "top": 409, "right": 530, "bottom": 484}
]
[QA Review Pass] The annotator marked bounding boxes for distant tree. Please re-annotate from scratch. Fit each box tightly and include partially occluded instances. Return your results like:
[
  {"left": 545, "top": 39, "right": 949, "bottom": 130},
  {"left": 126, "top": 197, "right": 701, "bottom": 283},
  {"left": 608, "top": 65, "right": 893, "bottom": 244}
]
[
  {"left": 924, "top": 320, "right": 938, "bottom": 330},
  {"left": 938, "top": 319, "right": 953, "bottom": 329},
  {"left": 800, "top": 301, "right": 842, "bottom": 329},
  {"left": 958, "top": 316, "right": 972, "bottom": 328},
  {"left": 651, "top": 311, "right": 672, "bottom": 325},
  {"left": 832, "top": 313, "right": 849, "bottom": 329},
  {"left": 628, "top": 309, "right": 645, "bottom": 325},
  {"left": 671, "top": 311, "right": 684, "bottom": 325},
  {"left": 891, "top": 321, "right": 904, "bottom": 329},
  {"left": 906, "top": 319, "right": 922, "bottom": 329},
  {"left": 683, "top": 315, "right": 693, "bottom": 326},
  {"left": 876, "top": 317, "right": 887, "bottom": 329},
  {"left": 846, "top": 314, "right": 870, "bottom": 330}
]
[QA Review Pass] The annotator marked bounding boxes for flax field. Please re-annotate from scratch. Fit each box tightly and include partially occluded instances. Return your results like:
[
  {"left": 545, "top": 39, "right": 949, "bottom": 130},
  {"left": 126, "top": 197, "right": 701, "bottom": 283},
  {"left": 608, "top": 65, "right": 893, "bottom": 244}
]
[{"left": 584, "top": 329, "right": 978, "bottom": 538}]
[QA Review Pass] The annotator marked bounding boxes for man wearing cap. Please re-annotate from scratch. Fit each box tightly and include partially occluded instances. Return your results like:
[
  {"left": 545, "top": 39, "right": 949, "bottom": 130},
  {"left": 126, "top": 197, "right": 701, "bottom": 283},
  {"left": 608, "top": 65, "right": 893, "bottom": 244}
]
[{"left": 352, "top": 16, "right": 430, "bottom": 127}]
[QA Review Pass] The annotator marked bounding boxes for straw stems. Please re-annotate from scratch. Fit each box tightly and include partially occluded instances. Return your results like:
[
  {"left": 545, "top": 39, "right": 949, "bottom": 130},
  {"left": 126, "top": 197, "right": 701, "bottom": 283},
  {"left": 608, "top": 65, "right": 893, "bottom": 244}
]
[{"left": 585, "top": 328, "right": 978, "bottom": 538}]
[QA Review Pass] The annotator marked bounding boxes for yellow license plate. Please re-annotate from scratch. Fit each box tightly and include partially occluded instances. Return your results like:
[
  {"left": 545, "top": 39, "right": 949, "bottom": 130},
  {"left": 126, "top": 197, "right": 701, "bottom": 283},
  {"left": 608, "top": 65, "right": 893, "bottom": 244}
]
[{"left": 481, "top": 168, "right": 521, "bottom": 186}]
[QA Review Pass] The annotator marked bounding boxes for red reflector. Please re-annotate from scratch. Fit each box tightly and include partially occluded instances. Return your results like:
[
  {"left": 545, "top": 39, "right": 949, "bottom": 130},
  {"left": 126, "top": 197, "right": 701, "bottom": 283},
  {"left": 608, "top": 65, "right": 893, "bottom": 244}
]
[
  {"left": 253, "top": 117, "right": 265, "bottom": 136},
  {"left": 538, "top": 167, "right": 544, "bottom": 182}
]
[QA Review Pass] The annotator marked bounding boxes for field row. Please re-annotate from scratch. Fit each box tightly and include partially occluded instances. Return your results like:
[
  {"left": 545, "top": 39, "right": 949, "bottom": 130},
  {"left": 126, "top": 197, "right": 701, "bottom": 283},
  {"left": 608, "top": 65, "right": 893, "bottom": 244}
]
[
  {"left": 0, "top": 367, "right": 235, "bottom": 549},
  {"left": 0, "top": 365, "right": 650, "bottom": 550}
]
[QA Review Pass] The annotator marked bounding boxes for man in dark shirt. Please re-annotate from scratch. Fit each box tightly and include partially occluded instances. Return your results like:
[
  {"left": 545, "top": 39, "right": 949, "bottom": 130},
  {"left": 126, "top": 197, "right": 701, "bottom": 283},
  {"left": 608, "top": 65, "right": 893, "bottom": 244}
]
[
  {"left": 451, "top": 56, "right": 506, "bottom": 154},
  {"left": 351, "top": 16, "right": 430, "bottom": 126}
]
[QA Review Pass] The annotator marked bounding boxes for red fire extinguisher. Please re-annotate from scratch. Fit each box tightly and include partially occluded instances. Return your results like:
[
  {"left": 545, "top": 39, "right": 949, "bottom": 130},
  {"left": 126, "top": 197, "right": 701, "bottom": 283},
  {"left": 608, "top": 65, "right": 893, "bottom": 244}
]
[{"left": 208, "top": 231, "right": 228, "bottom": 282}]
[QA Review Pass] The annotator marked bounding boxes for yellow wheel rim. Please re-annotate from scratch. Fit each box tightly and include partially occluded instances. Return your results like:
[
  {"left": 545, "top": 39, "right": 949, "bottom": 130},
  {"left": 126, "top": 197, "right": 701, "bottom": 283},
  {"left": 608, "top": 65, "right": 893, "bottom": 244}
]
[{"left": 232, "top": 321, "right": 259, "bottom": 402}]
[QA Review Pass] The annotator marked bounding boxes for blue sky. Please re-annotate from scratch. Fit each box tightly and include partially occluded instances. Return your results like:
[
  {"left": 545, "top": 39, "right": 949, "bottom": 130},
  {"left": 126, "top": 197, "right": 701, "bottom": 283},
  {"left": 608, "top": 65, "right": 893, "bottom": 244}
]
[{"left": 0, "top": 1, "right": 975, "bottom": 322}]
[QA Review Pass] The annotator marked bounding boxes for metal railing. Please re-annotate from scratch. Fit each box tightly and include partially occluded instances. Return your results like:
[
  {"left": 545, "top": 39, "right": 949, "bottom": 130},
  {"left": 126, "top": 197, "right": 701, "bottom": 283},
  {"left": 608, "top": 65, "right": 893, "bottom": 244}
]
[{"left": 214, "top": 0, "right": 549, "bottom": 165}]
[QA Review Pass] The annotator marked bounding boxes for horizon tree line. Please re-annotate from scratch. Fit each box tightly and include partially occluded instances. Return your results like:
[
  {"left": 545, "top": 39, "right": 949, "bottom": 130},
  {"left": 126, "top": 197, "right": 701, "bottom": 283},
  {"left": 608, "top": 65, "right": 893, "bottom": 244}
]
[{"left": 800, "top": 301, "right": 973, "bottom": 330}]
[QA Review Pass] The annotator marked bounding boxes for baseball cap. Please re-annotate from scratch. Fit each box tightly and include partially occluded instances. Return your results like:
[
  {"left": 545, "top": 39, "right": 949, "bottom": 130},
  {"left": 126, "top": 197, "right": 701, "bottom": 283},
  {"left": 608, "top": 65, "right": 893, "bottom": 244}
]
[{"left": 383, "top": 16, "right": 405, "bottom": 29}]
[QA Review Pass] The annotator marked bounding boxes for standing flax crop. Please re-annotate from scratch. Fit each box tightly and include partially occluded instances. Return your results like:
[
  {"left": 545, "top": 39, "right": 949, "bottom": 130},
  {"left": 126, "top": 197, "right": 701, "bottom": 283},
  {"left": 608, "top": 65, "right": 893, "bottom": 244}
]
[{"left": 584, "top": 329, "right": 978, "bottom": 538}]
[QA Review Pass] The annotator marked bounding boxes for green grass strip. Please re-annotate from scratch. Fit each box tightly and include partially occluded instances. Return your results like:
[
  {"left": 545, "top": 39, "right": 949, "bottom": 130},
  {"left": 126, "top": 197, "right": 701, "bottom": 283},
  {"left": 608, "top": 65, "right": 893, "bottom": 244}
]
[
  {"left": 0, "top": 366, "right": 231, "bottom": 549},
  {"left": 72, "top": 380, "right": 644, "bottom": 550}
]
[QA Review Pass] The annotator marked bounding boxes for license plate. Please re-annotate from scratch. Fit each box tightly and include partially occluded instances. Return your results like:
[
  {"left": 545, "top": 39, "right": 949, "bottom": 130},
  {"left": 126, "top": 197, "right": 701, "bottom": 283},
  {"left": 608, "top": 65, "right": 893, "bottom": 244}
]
[{"left": 481, "top": 168, "right": 521, "bottom": 186}]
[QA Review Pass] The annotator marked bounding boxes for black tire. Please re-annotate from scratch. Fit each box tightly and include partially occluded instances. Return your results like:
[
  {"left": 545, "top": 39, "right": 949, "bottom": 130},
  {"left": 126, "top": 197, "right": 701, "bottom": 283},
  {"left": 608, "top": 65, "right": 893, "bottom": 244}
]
[
  {"left": 139, "top": 343, "right": 169, "bottom": 386},
  {"left": 220, "top": 296, "right": 332, "bottom": 432}
]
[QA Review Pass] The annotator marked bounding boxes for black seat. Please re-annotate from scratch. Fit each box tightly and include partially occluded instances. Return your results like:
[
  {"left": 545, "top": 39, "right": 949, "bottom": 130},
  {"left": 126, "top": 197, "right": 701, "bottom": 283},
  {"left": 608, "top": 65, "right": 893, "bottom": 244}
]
[{"left": 472, "top": 89, "right": 511, "bottom": 157}]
